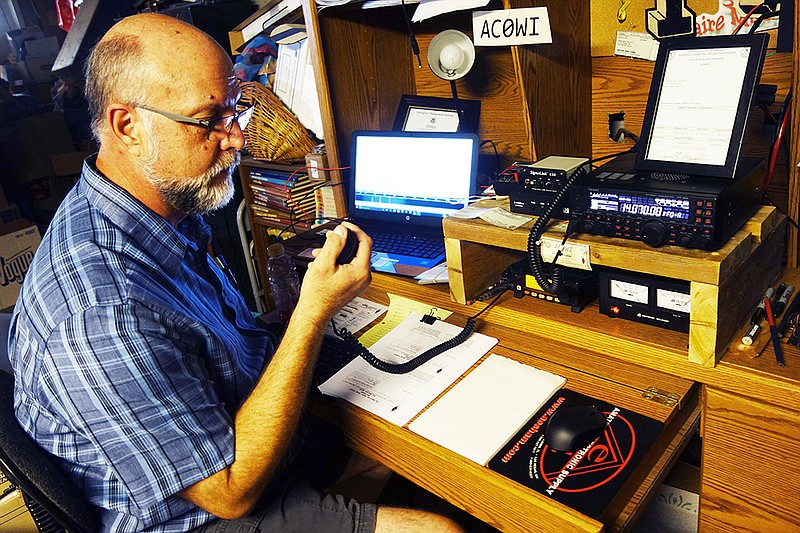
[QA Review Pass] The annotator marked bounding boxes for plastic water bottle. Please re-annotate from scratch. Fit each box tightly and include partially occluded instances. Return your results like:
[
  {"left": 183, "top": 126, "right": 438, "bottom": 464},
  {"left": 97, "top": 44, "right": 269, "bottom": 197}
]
[{"left": 266, "top": 243, "right": 300, "bottom": 322}]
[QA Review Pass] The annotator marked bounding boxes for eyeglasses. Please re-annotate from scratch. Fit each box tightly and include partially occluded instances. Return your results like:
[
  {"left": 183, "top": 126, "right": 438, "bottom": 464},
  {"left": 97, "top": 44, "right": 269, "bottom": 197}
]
[{"left": 131, "top": 103, "right": 255, "bottom": 139}]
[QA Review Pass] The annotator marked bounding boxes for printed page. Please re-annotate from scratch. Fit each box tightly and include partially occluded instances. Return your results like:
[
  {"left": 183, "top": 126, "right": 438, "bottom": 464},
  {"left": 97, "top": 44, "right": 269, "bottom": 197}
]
[{"left": 318, "top": 312, "right": 497, "bottom": 426}]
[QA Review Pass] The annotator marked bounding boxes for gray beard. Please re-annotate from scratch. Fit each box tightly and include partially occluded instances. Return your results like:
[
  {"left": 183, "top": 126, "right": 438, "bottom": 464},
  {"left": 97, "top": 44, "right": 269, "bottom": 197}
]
[{"left": 143, "top": 151, "right": 240, "bottom": 216}]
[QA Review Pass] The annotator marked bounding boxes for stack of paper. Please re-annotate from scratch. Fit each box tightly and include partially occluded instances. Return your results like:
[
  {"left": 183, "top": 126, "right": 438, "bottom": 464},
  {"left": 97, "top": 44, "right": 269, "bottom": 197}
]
[
  {"left": 408, "top": 354, "right": 566, "bottom": 465},
  {"left": 318, "top": 312, "right": 497, "bottom": 426}
]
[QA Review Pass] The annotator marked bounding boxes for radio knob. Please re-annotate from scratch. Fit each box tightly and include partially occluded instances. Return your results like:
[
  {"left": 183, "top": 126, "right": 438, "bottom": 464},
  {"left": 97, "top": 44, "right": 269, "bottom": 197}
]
[
  {"left": 640, "top": 221, "right": 667, "bottom": 247},
  {"left": 678, "top": 234, "right": 692, "bottom": 247},
  {"left": 698, "top": 235, "right": 713, "bottom": 250},
  {"left": 582, "top": 221, "right": 595, "bottom": 234}
]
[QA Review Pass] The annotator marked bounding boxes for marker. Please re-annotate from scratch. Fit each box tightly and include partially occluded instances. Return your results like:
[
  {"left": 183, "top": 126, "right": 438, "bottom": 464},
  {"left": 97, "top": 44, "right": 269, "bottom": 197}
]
[
  {"left": 764, "top": 298, "right": 785, "bottom": 367},
  {"left": 742, "top": 323, "right": 760, "bottom": 346},
  {"left": 750, "top": 287, "right": 775, "bottom": 324},
  {"left": 773, "top": 285, "right": 795, "bottom": 317}
]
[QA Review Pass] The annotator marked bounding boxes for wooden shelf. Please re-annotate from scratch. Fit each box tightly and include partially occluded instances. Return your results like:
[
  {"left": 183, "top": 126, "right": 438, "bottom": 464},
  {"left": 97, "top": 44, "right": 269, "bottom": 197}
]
[{"left": 443, "top": 199, "right": 786, "bottom": 366}]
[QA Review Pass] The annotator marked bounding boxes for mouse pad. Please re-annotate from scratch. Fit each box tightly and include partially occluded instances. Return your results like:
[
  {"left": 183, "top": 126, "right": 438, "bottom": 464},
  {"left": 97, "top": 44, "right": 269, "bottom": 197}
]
[{"left": 487, "top": 389, "right": 664, "bottom": 518}]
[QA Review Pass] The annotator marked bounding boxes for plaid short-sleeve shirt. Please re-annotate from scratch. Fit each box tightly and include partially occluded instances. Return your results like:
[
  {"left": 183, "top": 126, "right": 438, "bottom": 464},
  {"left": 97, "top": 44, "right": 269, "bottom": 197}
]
[{"left": 10, "top": 156, "right": 273, "bottom": 532}]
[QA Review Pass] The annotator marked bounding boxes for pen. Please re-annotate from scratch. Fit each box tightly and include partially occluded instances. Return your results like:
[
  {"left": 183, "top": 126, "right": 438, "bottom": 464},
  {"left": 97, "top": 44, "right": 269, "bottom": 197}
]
[
  {"left": 773, "top": 284, "right": 795, "bottom": 317},
  {"left": 751, "top": 287, "right": 775, "bottom": 324},
  {"left": 773, "top": 283, "right": 787, "bottom": 307},
  {"left": 742, "top": 323, "right": 761, "bottom": 345},
  {"left": 764, "top": 298, "right": 785, "bottom": 367}
]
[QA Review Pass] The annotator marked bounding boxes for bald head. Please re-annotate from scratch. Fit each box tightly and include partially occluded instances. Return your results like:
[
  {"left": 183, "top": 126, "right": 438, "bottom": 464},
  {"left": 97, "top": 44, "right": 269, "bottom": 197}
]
[{"left": 84, "top": 13, "right": 233, "bottom": 141}]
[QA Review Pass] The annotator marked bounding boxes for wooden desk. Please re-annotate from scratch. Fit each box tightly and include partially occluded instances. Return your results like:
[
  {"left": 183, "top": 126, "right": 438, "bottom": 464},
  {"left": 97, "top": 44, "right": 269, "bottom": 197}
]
[
  {"left": 314, "top": 270, "right": 800, "bottom": 532},
  {"left": 314, "top": 274, "right": 698, "bottom": 532}
]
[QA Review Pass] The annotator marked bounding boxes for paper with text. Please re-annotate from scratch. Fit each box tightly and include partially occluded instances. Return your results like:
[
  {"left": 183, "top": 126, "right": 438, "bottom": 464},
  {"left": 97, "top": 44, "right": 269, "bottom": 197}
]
[
  {"left": 408, "top": 354, "right": 566, "bottom": 464},
  {"left": 357, "top": 294, "right": 452, "bottom": 347},
  {"left": 318, "top": 312, "right": 497, "bottom": 426},
  {"left": 325, "top": 297, "right": 388, "bottom": 338}
]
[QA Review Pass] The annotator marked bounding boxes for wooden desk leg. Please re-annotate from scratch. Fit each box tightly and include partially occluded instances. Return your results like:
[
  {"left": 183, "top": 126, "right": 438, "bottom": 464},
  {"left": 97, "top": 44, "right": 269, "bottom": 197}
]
[
  {"left": 701, "top": 387, "right": 800, "bottom": 531},
  {"left": 688, "top": 281, "right": 719, "bottom": 367}
]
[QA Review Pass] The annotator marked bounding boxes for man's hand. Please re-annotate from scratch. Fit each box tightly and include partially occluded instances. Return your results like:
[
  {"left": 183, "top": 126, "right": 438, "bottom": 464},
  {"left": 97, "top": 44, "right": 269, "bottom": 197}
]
[{"left": 296, "top": 222, "right": 372, "bottom": 327}]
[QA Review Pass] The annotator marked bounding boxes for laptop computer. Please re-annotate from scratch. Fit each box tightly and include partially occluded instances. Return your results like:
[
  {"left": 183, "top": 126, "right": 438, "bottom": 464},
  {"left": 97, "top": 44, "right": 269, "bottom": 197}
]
[{"left": 348, "top": 130, "right": 479, "bottom": 277}]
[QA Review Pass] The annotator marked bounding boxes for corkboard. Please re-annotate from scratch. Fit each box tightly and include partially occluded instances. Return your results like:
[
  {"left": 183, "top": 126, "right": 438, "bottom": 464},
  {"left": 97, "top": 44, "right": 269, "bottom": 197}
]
[{"left": 591, "top": 1, "right": 776, "bottom": 57}]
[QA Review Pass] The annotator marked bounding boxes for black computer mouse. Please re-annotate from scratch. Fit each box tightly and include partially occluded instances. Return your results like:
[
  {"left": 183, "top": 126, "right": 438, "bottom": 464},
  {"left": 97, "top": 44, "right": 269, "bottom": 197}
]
[
  {"left": 545, "top": 404, "right": 607, "bottom": 452},
  {"left": 336, "top": 228, "right": 359, "bottom": 265}
]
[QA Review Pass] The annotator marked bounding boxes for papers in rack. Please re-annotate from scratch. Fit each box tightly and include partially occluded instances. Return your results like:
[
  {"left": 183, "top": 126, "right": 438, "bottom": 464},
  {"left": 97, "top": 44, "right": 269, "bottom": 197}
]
[
  {"left": 273, "top": 38, "right": 324, "bottom": 139},
  {"left": 318, "top": 312, "right": 497, "bottom": 426},
  {"left": 412, "top": 0, "right": 490, "bottom": 22},
  {"left": 408, "top": 354, "right": 566, "bottom": 465}
]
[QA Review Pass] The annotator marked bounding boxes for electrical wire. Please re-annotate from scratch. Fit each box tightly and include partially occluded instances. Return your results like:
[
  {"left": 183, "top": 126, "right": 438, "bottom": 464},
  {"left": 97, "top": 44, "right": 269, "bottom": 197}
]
[
  {"left": 732, "top": 3, "right": 763, "bottom": 35},
  {"left": 764, "top": 89, "right": 791, "bottom": 191},
  {"left": 331, "top": 289, "right": 506, "bottom": 374}
]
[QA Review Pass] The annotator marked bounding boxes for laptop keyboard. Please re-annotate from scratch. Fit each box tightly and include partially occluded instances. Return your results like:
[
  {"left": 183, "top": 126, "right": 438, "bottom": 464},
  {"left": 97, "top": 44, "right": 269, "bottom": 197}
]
[{"left": 370, "top": 231, "right": 444, "bottom": 259}]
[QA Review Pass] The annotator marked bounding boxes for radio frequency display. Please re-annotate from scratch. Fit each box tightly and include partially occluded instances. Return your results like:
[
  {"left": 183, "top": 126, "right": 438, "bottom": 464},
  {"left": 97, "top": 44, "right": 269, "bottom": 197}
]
[{"left": 589, "top": 192, "right": 691, "bottom": 220}]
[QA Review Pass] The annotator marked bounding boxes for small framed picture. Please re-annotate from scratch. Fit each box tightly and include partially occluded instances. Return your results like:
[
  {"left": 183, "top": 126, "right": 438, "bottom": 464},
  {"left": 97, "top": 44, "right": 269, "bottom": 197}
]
[{"left": 393, "top": 94, "right": 481, "bottom": 133}]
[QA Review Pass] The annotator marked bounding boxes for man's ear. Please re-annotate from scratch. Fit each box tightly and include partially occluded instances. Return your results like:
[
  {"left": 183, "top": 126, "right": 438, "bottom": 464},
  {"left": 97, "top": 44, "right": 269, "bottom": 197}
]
[{"left": 107, "top": 104, "right": 142, "bottom": 156}]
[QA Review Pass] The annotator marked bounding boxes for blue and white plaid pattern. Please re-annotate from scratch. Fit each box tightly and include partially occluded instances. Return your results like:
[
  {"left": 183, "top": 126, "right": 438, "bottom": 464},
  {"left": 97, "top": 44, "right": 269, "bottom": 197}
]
[{"left": 10, "top": 156, "right": 273, "bottom": 532}]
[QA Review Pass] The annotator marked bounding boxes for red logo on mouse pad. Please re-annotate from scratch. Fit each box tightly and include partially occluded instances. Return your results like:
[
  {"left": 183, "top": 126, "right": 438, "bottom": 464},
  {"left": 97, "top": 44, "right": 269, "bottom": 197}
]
[{"left": 488, "top": 389, "right": 664, "bottom": 518}]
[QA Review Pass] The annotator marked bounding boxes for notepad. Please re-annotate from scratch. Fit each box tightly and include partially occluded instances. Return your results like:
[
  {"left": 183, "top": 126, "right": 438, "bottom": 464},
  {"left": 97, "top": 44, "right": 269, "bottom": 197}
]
[{"left": 408, "top": 354, "right": 566, "bottom": 465}]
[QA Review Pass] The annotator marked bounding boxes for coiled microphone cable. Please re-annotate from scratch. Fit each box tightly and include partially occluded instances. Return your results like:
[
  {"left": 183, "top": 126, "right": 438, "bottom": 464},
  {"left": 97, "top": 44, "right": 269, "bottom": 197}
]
[
  {"left": 527, "top": 164, "right": 588, "bottom": 296},
  {"left": 527, "top": 146, "right": 638, "bottom": 297},
  {"left": 331, "top": 289, "right": 506, "bottom": 374}
]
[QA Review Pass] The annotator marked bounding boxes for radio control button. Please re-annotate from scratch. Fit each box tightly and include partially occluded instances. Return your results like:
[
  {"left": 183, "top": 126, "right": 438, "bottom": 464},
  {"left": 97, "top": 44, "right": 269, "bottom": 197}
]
[{"left": 640, "top": 220, "right": 668, "bottom": 247}]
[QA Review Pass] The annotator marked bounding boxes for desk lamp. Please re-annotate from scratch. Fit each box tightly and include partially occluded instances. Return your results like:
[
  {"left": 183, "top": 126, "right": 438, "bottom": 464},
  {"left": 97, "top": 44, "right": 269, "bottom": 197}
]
[{"left": 427, "top": 30, "right": 475, "bottom": 125}]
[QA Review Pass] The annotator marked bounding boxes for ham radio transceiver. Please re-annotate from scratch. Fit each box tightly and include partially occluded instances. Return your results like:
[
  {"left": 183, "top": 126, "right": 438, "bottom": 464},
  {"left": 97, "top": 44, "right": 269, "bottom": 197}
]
[{"left": 509, "top": 156, "right": 590, "bottom": 219}]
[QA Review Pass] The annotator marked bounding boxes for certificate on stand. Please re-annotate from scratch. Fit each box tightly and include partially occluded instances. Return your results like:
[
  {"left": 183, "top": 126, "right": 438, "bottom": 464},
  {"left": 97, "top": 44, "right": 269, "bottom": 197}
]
[
  {"left": 403, "top": 106, "right": 461, "bottom": 132},
  {"left": 393, "top": 94, "right": 481, "bottom": 133}
]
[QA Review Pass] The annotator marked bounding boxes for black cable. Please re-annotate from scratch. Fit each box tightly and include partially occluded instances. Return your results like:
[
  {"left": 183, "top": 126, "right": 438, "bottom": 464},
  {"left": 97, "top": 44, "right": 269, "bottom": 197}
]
[
  {"left": 479, "top": 139, "right": 502, "bottom": 173},
  {"left": 400, "top": 0, "right": 422, "bottom": 68},
  {"left": 527, "top": 146, "right": 636, "bottom": 295},
  {"left": 526, "top": 165, "right": 587, "bottom": 296},
  {"left": 332, "top": 290, "right": 507, "bottom": 374},
  {"left": 762, "top": 194, "right": 799, "bottom": 229}
]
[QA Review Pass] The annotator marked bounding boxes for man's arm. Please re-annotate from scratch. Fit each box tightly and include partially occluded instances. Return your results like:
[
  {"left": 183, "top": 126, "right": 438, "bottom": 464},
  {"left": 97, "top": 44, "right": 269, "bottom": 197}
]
[{"left": 179, "top": 223, "right": 372, "bottom": 518}]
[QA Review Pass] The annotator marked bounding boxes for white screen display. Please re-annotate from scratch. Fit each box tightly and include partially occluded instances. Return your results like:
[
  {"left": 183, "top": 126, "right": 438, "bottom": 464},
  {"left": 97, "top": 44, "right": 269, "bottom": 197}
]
[
  {"left": 352, "top": 135, "right": 476, "bottom": 218},
  {"left": 645, "top": 46, "right": 750, "bottom": 167}
]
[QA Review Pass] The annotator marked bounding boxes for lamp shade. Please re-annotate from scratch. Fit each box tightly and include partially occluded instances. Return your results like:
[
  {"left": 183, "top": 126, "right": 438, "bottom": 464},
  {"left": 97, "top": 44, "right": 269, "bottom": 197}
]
[{"left": 427, "top": 30, "right": 475, "bottom": 80}]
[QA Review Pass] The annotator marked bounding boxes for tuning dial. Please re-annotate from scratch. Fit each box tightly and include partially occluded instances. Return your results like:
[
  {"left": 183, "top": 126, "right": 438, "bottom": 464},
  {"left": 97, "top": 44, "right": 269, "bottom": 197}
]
[
  {"left": 678, "top": 234, "right": 692, "bottom": 247},
  {"left": 640, "top": 220, "right": 667, "bottom": 247},
  {"left": 697, "top": 235, "right": 713, "bottom": 250}
]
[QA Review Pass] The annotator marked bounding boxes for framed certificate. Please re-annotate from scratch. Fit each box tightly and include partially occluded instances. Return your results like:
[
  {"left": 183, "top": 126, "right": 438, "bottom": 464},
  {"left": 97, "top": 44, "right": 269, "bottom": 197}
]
[{"left": 393, "top": 94, "right": 481, "bottom": 134}]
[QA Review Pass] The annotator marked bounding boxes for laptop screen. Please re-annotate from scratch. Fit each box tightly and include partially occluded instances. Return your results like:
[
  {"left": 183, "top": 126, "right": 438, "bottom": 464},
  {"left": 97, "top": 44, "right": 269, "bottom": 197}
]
[
  {"left": 634, "top": 33, "right": 768, "bottom": 179},
  {"left": 349, "top": 130, "right": 479, "bottom": 229}
]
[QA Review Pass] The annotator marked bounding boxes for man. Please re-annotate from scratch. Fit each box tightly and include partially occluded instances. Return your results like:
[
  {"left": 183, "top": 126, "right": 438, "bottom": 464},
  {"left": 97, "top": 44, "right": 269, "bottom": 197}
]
[{"left": 9, "top": 13, "right": 463, "bottom": 533}]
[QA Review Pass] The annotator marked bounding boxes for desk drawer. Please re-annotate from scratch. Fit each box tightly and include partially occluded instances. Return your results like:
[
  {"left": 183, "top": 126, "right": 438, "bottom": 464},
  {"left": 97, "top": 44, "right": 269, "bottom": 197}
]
[{"left": 313, "top": 343, "right": 699, "bottom": 533}]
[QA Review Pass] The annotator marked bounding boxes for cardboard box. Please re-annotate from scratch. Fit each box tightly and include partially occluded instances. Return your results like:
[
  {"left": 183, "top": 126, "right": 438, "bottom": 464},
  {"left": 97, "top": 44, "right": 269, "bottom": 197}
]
[
  {"left": 18, "top": 56, "right": 56, "bottom": 83},
  {"left": 5, "top": 26, "right": 44, "bottom": 61},
  {"left": 0, "top": 219, "right": 41, "bottom": 310},
  {"left": 22, "top": 36, "right": 59, "bottom": 59},
  {"left": 51, "top": 151, "right": 90, "bottom": 177},
  {"left": 1, "top": 111, "right": 75, "bottom": 184}
]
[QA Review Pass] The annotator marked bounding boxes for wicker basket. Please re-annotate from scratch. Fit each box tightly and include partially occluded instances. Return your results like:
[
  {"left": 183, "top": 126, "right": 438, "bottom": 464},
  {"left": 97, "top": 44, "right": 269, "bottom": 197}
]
[{"left": 238, "top": 81, "right": 317, "bottom": 163}]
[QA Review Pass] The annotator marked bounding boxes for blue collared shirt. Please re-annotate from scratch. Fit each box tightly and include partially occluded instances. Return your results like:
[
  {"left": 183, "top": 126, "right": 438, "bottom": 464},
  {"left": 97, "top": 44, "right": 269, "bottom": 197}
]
[{"left": 10, "top": 156, "right": 273, "bottom": 532}]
